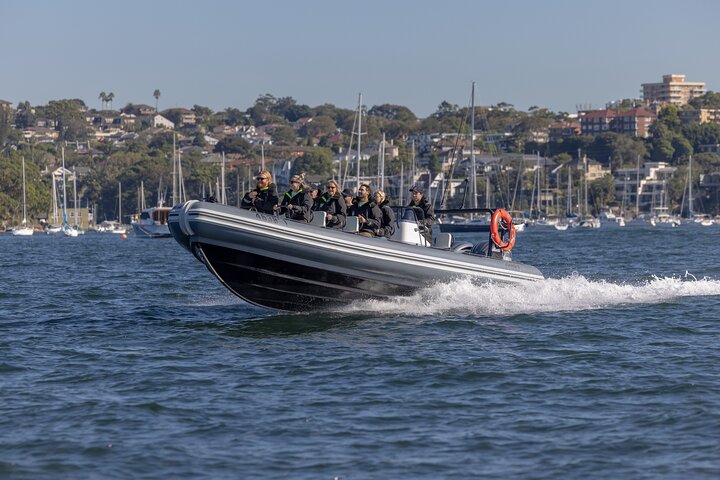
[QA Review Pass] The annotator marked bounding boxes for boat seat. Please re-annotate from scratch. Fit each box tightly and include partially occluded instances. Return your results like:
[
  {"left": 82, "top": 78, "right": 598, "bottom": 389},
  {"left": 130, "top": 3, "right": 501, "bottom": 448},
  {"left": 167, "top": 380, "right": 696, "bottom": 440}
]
[
  {"left": 433, "top": 232, "right": 453, "bottom": 249},
  {"left": 310, "top": 211, "right": 327, "bottom": 228},
  {"left": 343, "top": 216, "right": 359, "bottom": 233}
]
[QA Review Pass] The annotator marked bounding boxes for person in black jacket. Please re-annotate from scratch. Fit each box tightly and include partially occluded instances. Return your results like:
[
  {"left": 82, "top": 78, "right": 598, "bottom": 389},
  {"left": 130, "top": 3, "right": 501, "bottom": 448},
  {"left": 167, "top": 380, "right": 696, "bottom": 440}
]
[
  {"left": 408, "top": 185, "right": 435, "bottom": 243},
  {"left": 373, "top": 190, "right": 395, "bottom": 238},
  {"left": 240, "top": 170, "right": 279, "bottom": 214},
  {"left": 310, "top": 186, "right": 322, "bottom": 211},
  {"left": 280, "top": 175, "right": 314, "bottom": 222},
  {"left": 349, "top": 183, "right": 383, "bottom": 237},
  {"left": 342, "top": 188, "right": 355, "bottom": 209},
  {"left": 317, "top": 179, "right": 347, "bottom": 229}
]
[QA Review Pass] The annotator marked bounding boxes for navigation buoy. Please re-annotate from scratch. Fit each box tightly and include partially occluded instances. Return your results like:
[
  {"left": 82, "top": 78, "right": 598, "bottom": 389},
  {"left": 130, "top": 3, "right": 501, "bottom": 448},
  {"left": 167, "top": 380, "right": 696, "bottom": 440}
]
[{"left": 121, "top": 233, "right": 127, "bottom": 239}]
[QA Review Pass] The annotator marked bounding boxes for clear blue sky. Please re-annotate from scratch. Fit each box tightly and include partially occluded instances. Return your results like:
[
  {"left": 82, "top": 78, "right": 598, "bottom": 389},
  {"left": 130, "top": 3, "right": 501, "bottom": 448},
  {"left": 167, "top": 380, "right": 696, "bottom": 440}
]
[{"left": 1, "top": 0, "right": 718, "bottom": 118}]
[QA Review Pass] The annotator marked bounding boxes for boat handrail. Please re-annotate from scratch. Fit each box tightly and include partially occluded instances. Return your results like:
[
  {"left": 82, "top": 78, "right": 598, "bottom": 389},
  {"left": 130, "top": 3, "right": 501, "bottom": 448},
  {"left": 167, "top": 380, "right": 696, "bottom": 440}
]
[
  {"left": 433, "top": 233, "right": 453, "bottom": 249},
  {"left": 343, "top": 216, "right": 359, "bottom": 233},
  {"left": 310, "top": 211, "right": 327, "bottom": 228}
]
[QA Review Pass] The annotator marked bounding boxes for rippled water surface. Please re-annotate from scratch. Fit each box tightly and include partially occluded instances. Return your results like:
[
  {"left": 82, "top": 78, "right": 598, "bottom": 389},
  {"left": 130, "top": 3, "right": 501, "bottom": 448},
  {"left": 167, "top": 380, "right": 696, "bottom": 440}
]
[{"left": 2, "top": 226, "right": 720, "bottom": 479}]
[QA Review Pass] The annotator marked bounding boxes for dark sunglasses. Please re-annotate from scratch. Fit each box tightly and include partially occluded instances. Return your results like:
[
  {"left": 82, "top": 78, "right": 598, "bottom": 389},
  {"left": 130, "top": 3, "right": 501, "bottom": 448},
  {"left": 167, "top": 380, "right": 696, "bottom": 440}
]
[
  {"left": 326, "top": 185, "right": 336, "bottom": 189},
  {"left": 256, "top": 177, "right": 268, "bottom": 181}
]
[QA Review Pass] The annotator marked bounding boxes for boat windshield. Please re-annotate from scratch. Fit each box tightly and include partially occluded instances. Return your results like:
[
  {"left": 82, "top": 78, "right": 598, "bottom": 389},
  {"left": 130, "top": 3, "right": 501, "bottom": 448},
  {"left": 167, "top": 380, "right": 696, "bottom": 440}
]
[{"left": 391, "top": 206, "right": 424, "bottom": 222}]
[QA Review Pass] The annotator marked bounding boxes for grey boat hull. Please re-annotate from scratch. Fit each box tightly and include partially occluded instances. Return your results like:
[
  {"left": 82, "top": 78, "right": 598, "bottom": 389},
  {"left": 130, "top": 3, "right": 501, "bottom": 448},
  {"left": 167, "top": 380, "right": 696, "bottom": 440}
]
[{"left": 169, "top": 201, "right": 544, "bottom": 311}]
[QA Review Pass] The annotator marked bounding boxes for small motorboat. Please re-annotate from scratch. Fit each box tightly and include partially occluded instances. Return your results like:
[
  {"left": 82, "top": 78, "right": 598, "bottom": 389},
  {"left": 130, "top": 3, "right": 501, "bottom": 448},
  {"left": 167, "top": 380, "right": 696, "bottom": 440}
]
[
  {"left": 131, "top": 206, "right": 172, "bottom": 238},
  {"left": 168, "top": 201, "right": 544, "bottom": 311}
]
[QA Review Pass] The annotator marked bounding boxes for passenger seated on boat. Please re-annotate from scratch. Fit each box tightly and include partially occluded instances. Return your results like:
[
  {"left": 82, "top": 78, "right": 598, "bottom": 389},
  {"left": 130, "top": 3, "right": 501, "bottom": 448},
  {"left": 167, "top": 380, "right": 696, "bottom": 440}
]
[
  {"left": 408, "top": 185, "right": 435, "bottom": 243},
  {"left": 373, "top": 190, "right": 395, "bottom": 238},
  {"left": 241, "top": 170, "right": 279, "bottom": 214},
  {"left": 348, "top": 184, "right": 383, "bottom": 238},
  {"left": 280, "top": 175, "right": 314, "bottom": 223},
  {"left": 342, "top": 188, "right": 355, "bottom": 208},
  {"left": 316, "top": 180, "right": 347, "bottom": 229},
  {"left": 310, "top": 186, "right": 322, "bottom": 211}
]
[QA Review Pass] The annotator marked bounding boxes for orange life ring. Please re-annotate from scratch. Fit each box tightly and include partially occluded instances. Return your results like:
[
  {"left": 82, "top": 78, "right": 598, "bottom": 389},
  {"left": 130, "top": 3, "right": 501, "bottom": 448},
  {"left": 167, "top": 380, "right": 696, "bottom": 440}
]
[{"left": 490, "top": 208, "right": 516, "bottom": 252}]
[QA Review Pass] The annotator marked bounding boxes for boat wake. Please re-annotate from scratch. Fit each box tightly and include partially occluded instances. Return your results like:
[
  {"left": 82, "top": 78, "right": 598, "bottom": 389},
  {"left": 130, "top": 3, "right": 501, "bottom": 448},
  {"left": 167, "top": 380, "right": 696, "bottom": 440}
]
[{"left": 343, "top": 274, "right": 720, "bottom": 317}]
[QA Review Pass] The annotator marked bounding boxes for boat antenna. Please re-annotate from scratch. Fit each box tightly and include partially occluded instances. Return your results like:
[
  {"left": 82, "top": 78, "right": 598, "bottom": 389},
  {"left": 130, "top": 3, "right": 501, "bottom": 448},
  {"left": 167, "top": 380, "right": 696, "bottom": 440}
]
[{"left": 470, "top": 81, "right": 477, "bottom": 210}]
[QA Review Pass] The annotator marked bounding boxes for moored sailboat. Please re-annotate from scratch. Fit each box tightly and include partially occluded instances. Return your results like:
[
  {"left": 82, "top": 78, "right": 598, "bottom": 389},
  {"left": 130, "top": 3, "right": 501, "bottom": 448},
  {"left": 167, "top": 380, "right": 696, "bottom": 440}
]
[
  {"left": 60, "top": 148, "right": 78, "bottom": 237},
  {"left": 12, "top": 156, "right": 34, "bottom": 236}
]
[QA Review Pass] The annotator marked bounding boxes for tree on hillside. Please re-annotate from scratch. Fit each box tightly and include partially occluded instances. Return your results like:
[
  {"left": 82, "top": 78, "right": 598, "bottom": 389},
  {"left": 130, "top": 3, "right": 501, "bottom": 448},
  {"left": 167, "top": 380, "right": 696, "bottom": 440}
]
[
  {"left": 270, "top": 96, "right": 311, "bottom": 122},
  {"left": 98, "top": 91, "right": 106, "bottom": 111},
  {"left": 682, "top": 122, "right": 720, "bottom": 150},
  {"left": 153, "top": 89, "right": 161, "bottom": 112},
  {"left": 290, "top": 148, "right": 335, "bottom": 177},
  {"left": 368, "top": 104, "right": 417, "bottom": 123},
  {"left": 45, "top": 99, "right": 88, "bottom": 141},
  {"left": 107, "top": 92, "right": 115, "bottom": 111},
  {"left": 688, "top": 91, "right": 720, "bottom": 109},
  {"left": 215, "top": 136, "right": 252, "bottom": 155},
  {"left": 432, "top": 101, "right": 460, "bottom": 119},
  {"left": 271, "top": 126, "right": 296, "bottom": 146},
  {"left": 0, "top": 106, "right": 12, "bottom": 145},
  {"left": 14, "top": 101, "right": 36, "bottom": 129},
  {"left": 192, "top": 104, "right": 213, "bottom": 118},
  {"left": 224, "top": 107, "right": 247, "bottom": 127},
  {"left": 654, "top": 105, "right": 682, "bottom": 133},
  {"left": 301, "top": 115, "right": 336, "bottom": 139}
]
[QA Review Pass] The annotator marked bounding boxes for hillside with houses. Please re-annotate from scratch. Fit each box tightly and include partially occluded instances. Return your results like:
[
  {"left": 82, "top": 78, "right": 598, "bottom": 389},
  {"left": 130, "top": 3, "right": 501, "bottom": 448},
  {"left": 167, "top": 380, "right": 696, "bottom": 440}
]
[{"left": 2, "top": 73, "right": 720, "bottom": 229}]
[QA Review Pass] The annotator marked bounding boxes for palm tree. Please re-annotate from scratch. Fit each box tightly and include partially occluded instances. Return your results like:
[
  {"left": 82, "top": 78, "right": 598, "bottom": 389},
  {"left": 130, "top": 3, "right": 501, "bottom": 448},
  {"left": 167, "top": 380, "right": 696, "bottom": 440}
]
[
  {"left": 153, "top": 89, "right": 161, "bottom": 112},
  {"left": 107, "top": 92, "right": 115, "bottom": 111},
  {"left": 98, "top": 91, "right": 106, "bottom": 111}
]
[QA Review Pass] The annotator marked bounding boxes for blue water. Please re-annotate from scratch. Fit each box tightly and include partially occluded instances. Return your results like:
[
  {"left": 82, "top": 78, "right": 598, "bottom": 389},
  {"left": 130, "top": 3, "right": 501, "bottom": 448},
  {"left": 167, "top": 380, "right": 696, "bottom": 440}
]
[{"left": 2, "top": 226, "right": 720, "bottom": 479}]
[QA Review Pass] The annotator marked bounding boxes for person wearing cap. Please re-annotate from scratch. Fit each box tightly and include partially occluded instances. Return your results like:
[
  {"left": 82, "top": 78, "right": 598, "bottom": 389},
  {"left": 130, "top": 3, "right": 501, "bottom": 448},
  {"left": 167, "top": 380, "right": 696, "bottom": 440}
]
[
  {"left": 240, "top": 170, "right": 279, "bottom": 214},
  {"left": 408, "top": 185, "right": 435, "bottom": 243},
  {"left": 373, "top": 190, "right": 395, "bottom": 238},
  {"left": 349, "top": 183, "right": 383, "bottom": 237},
  {"left": 316, "top": 179, "right": 347, "bottom": 229},
  {"left": 341, "top": 188, "right": 355, "bottom": 208},
  {"left": 280, "top": 174, "right": 314, "bottom": 222},
  {"left": 310, "top": 185, "right": 322, "bottom": 211}
]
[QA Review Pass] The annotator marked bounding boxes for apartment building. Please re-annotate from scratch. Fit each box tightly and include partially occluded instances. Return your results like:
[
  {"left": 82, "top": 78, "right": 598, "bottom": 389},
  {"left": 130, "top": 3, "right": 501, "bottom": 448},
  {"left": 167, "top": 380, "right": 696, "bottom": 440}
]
[
  {"left": 579, "top": 108, "right": 655, "bottom": 138},
  {"left": 641, "top": 74, "right": 706, "bottom": 106},
  {"left": 548, "top": 121, "right": 580, "bottom": 142},
  {"left": 679, "top": 108, "right": 720, "bottom": 124}
]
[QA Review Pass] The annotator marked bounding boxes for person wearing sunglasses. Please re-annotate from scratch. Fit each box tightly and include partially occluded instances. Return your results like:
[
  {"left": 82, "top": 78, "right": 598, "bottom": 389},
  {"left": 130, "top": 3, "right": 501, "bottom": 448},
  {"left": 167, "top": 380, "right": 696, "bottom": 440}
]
[
  {"left": 240, "top": 170, "right": 279, "bottom": 214},
  {"left": 315, "top": 179, "right": 347, "bottom": 229},
  {"left": 280, "top": 174, "right": 314, "bottom": 222}
]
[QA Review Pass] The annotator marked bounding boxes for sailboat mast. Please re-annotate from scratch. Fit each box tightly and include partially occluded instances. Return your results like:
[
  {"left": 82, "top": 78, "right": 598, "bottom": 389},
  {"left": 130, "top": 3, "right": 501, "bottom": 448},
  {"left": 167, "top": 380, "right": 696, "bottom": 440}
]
[
  {"left": 688, "top": 154, "right": 693, "bottom": 217},
  {"left": 261, "top": 143, "right": 265, "bottom": 171},
  {"left": 537, "top": 152, "right": 542, "bottom": 215},
  {"left": 380, "top": 132, "right": 386, "bottom": 191},
  {"left": 118, "top": 182, "right": 122, "bottom": 225},
  {"left": 411, "top": 139, "right": 416, "bottom": 191},
  {"left": 61, "top": 147, "right": 68, "bottom": 225},
  {"left": 584, "top": 154, "right": 588, "bottom": 218},
  {"left": 73, "top": 167, "right": 78, "bottom": 226},
  {"left": 635, "top": 154, "right": 641, "bottom": 217},
  {"left": 21, "top": 157, "right": 27, "bottom": 224},
  {"left": 470, "top": 81, "right": 477, "bottom": 209},
  {"left": 172, "top": 133, "right": 178, "bottom": 206},
  {"left": 567, "top": 163, "right": 572, "bottom": 217},
  {"left": 356, "top": 93, "right": 362, "bottom": 191},
  {"left": 52, "top": 175, "right": 58, "bottom": 223},
  {"left": 221, "top": 151, "right": 226, "bottom": 204}
]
